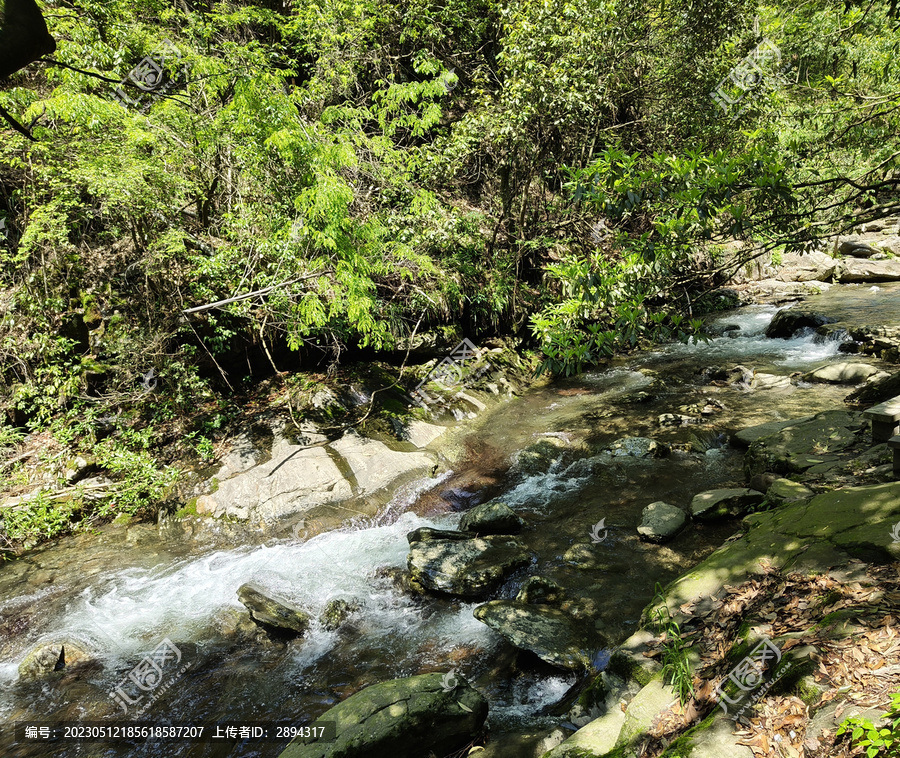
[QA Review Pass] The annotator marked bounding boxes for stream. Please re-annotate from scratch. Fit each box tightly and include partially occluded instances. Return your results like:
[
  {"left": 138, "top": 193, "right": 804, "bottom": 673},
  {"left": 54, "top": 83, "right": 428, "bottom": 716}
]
[{"left": 0, "top": 289, "right": 891, "bottom": 757}]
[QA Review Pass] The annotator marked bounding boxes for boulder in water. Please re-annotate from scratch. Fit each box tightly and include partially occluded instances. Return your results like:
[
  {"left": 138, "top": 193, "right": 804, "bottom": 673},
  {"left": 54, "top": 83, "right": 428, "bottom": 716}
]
[
  {"left": 237, "top": 583, "right": 310, "bottom": 636},
  {"left": 459, "top": 501, "right": 525, "bottom": 535},
  {"left": 407, "top": 528, "right": 531, "bottom": 598},
  {"left": 765, "top": 308, "right": 836, "bottom": 339},
  {"left": 802, "top": 362, "right": 885, "bottom": 385},
  {"left": 473, "top": 600, "right": 602, "bottom": 671},
  {"left": 19, "top": 640, "right": 93, "bottom": 681},
  {"left": 320, "top": 598, "right": 360, "bottom": 631},
  {"left": 637, "top": 501, "right": 687, "bottom": 542},
  {"left": 278, "top": 673, "right": 487, "bottom": 758}
]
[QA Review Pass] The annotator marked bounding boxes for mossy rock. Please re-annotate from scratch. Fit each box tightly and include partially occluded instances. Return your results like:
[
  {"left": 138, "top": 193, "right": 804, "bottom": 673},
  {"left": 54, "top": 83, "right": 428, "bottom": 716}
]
[{"left": 279, "top": 673, "right": 487, "bottom": 758}]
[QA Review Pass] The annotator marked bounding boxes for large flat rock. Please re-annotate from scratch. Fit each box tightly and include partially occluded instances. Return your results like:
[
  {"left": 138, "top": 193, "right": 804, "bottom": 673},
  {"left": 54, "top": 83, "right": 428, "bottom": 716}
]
[
  {"left": 650, "top": 481, "right": 900, "bottom": 624},
  {"left": 835, "top": 258, "right": 900, "bottom": 282},
  {"left": 743, "top": 410, "right": 865, "bottom": 478},
  {"left": 733, "top": 416, "right": 814, "bottom": 447},
  {"left": 197, "top": 430, "right": 434, "bottom": 521}
]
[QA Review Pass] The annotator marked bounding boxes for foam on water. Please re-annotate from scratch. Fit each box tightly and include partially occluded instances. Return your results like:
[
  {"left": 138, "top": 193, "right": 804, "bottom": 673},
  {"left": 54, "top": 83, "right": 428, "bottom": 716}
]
[
  {"left": 490, "top": 671, "right": 577, "bottom": 727},
  {"left": 5, "top": 511, "right": 492, "bottom": 674},
  {"left": 649, "top": 305, "right": 846, "bottom": 367}
]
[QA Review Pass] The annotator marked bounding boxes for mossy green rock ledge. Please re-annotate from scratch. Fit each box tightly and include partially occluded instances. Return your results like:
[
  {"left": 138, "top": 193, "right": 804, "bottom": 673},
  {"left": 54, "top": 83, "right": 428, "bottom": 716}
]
[
  {"left": 278, "top": 673, "right": 487, "bottom": 758},
  {"left": 653, "top": 481, "right": 900, "bottom": 620},
  {"left": 742, "top": 411, "right": 865, "bottom": 478}
]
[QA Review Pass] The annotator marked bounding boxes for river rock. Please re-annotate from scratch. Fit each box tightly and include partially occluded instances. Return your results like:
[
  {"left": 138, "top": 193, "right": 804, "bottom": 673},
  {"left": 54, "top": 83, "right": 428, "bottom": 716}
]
[
  {"left": 690, "top": 488, "right": 764, "bottom": 521},
  {"left": 776, "top": 250, "right": 837, "bottom": 281},
  {"left": 837, "top": 236, "right": 880, "bottom": 258},
  {"left": 733, "top": 416, "right": 815, "bottom": 447},
  {"left": 516, "top": 576, "right": 566, "bottom": 606},
  {"left": 764, "top": 308, "right": 836, "bottom": 339},
  {"left": 473, "top": 600, "right": 599, "bottom": 670},
  {"left": 278, "top": 673, "right": 487, "bottom": 758},
  {"left": 459, "top": 501, "right": 525, "bottom": 535},
  {"left": 845, "top": 325, "right": 900, "bottom": 361},
  {"left": 237, "top": 583, "right": 310, "bottom": 635},
  {"left": 19, "top": 640, "right": 93, "bottom": 681},
  {"left": 846, "top": 369, "right": 900, "bottom": 405},
  {"left": 563, "top": 543, "right": 610, "bottom": 570},
  {"left": 766, "top": 478, "right": 814, "bottom": 504},
  {"left": 407, "top": 529, "right": 530, "bottom": 598},
  {"left": 198, "top": 428, "right": 434, "bottom": 521},
  {"left": 637, "top": 501, "right": 687, "bottom": 542},
  {"left": 835, "top": 258, "right": 900, "bottom": 282},
  {"left": 320, "top": 598, "right": 360, "bottom": 631},
  {"left": 605, "top": 437, "right": 670, "bottom": 458},
  {"left": 702, "top": 365, "right": 754, "bottom": 386},
  {"left": 743, "top": 410, "right": 865, "bottom": 478},
  {"left": 802, "top": 362, "right": 883, "bottom": 385}
]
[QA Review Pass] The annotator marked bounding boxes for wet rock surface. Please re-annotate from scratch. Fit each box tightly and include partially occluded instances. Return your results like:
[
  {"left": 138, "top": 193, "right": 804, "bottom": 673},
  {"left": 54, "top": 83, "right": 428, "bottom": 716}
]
[
  {"left": 637, "top": 501, "right": 688, "bottom": 542},
  {"left": 406, "top": 528, "right": 531, "bottom": 597},
  {"left": 279, "top": 673, "right": 488, "bottom": 758},
  {"left": 473, "top": 600, "right": 601, "bottom": 671},
  {"left": 18, "top": 640, "right": 94, "bottom": 681},
  {"left": 764, "top": 308, "right": 836, "bottom": 338},
  {"left": 459, "top": 501, "right": 525, "bottom": 535},
  {"left": 237, "top": 583, "right": 310, "bottom": 635}
]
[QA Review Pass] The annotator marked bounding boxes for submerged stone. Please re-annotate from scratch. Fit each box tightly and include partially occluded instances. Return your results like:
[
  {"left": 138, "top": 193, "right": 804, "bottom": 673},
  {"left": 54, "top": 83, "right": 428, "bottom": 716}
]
[
  {"left": 516, "top": 576, "right": 566, "bottom": 606},
  {"left": 278, "top": 673, "right": 487, "bottom": 758},
  {"left": 605, "top": 437, "right": 670, "bottom": 458}
]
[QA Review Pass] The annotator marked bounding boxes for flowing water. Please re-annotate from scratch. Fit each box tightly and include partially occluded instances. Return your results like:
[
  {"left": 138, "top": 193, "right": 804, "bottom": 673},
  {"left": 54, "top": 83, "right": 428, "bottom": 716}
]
[{"left": 0, "top": 295, "right": 887, "bottom": 757}]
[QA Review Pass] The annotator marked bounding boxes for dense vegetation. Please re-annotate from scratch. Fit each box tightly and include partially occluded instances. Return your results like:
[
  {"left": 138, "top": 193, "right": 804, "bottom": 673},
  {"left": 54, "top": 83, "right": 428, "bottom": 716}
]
[{"left": 1, "top": 0, "right": 899, "bottom": 547}]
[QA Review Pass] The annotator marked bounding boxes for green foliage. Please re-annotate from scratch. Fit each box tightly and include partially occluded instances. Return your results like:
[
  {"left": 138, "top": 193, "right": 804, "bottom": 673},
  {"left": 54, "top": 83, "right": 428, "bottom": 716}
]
[
  {"left": 837, "top": 689, "right": 900, "bottom": 757},
  {"left": 0, "top": 0, "right": 899, "bottom": 546},
  {"left": 651, "top": 583, "right": 695, "bottom": 706}
]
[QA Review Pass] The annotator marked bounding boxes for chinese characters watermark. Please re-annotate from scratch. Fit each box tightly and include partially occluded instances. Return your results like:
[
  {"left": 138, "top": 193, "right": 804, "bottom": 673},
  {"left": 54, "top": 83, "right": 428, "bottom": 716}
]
[
  {"left": 710, "top": 38, "right": 790, "bottom": 120},
  {"left": 407, "top": 338, "right": 496, "bottom": 414},
  {"left": 108, "top": 638, "right": 191, "bottom": 717},
  {"left": 113, "top": 39, "right": 186, "bottom": 112},
  {"left": 713, "top": 636, "right": 792, "bottom": 720}
]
